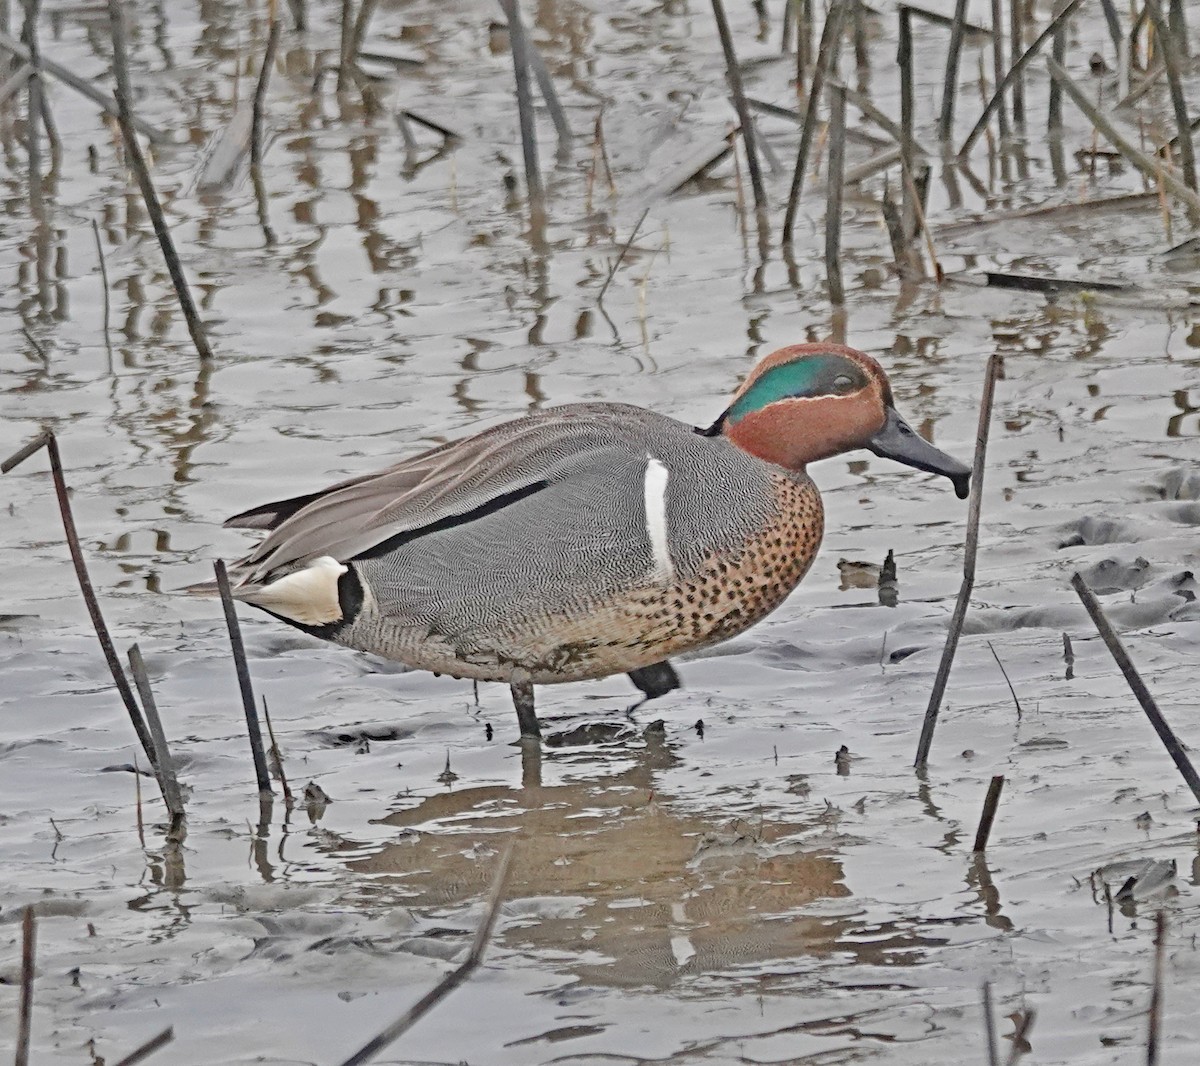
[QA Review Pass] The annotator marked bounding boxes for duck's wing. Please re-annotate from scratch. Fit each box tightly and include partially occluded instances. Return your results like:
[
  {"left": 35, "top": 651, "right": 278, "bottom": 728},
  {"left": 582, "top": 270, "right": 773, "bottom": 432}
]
[{"left": 230, "top": 405, "right": 660, "bottom": 584}]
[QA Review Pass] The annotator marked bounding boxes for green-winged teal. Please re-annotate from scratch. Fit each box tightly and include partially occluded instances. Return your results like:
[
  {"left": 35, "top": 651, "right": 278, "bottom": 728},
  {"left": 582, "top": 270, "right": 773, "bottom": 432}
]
[{"left": 220, "top": 343, "right": 970, "bottom": 738}]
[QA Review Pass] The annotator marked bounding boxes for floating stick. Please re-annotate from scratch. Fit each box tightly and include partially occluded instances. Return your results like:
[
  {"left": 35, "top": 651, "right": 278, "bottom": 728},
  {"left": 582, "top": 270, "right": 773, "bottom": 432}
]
[
  {"left": 973, "top": 774, "right": 1005, "bottom": 852},
  {"left": 107, "top": 0, "right": 214, "bottom": 363},
  {"left": 16, "top": 906, "right": 34, "bottom": 1066},
  {"left": 111, "top": 1027, "right": 175, "bottom": 1066},
  {"left": 711, "top": 0, "right": 766, "bottom": 217},
  {"left": 2, "top": 431, "right": 155, "bottom": 765},
  {"left": 127, "top": 644, "right": 186, "bottom": 829},
  {"left": 914, "top": 354, "right": 1000, "bottom": 769},
  {"left": 337, "top": 846, "right": 514, "bottom": 1066},
  {"left": 783, "top": 0, "right": 846, "bottom": 246},
  {"left": 959, "top": 0, "right": 1085, "bottom": 158},
  {"left": 825, "top": 83, "right": 846, "bottom": 304},
  {"left": 1070, "top": 573, "right": 1200, "bottom": 805},
  {"left": 938, "top": 0, "right": 969, "bottom": 142},
  {"left": 1046, "top": 56, "right": 1200, "bottom": 224},
  {"left": 214, "top": 560, "right": 273, "bottom": 797}
]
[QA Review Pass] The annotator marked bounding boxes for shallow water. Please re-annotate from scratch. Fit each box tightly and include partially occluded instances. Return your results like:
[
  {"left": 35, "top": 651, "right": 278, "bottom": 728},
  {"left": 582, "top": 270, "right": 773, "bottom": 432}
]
[{"left": 2, "top": 1, "right": 1200, "bottom": 1063}]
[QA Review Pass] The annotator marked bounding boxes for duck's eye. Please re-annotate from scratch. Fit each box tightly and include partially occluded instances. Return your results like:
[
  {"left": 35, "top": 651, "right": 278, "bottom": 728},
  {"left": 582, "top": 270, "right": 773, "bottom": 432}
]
[{"left": 833, "top": 374, "right": 855, "bottom": 391}]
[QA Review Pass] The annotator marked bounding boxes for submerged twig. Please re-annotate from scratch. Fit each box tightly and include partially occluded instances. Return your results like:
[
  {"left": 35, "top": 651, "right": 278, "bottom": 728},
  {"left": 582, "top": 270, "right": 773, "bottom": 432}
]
[
  {"left": 214, "top": 560, "right": 273, "bottom": 797},
  {"left": 914, "top": 354, "right": 1000, "bottom": 768},
  {"left": 337, "top": 845, "right": 514, "bottom": 1066},
  {"left": 1070, "top": 573, "right": 1200, "bottom": 805},
  {"left": 2, "top": 431, "right": 155, "bottom": 765},
  {"left": 972, "top": 774, "right": 1005, "bottom": 852},
  {"left": 107, "top": 0, "right": 214, "bottom": 362}
]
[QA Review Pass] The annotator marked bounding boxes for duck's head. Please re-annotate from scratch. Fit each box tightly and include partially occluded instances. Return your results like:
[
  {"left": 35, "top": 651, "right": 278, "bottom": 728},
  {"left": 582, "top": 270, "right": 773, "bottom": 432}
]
[{"left": 705, "top": 343, "right": 971, "bottom": 499}]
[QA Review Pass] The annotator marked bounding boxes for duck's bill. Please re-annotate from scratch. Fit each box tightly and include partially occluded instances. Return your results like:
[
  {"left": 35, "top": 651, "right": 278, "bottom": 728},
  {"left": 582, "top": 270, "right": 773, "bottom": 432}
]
[{"left": 868, "top": 407, "right": 972, "bottom": 500}]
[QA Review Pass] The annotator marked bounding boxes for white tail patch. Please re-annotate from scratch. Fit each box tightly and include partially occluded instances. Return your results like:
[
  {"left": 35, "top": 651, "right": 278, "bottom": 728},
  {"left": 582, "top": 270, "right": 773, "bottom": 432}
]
[
  {"left": 240, "top": 556, "right": 348, "bottom": 625},
  {"left": 643, "top": 456, "right": 674, "bottom": 585}
]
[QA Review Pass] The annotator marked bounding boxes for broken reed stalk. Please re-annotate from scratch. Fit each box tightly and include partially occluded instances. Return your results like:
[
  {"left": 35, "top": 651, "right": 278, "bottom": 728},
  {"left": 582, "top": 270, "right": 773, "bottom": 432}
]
[
  {"left": 0, "top": 63, "right": 33, "bottom": 106},
  {"left": 982, "top": 981, "right": 999, "bottom": 1066},
  {"left": 1008, "top": 0, "right": 1025, "bottom": 129},
  {"left": 127, "top": 644, "right": 186, "bottom": 829},
  {"left": 987, "top": 0, "right": 1008, "bottom": 140},
  {"left": 16, "top": 906, "right": 34, "bottom": 1066},
  {"left": 825, "top": 83, "right": 846, "bottom": 304},
  {"left": 337, "top": 845, "right": 514, "bottom": 1066},
  {"left": 349, "top": 0, "right": 379, "bottom": 62},
  {"left": 1045, "top": 56, "right": 1200, "bottom": 225},
  {"left": 90, "top": 217, "right": 112, "bottom": 358},
  {"left": 938, "top": 0, "right": 969, "bottom": 142},
  {"left": 1070, "top": 573, "right": 1200, "bottom": 805},
  {"left": 914, "top": 353, "right": 1000, "bottom": 769},
  {"left": 711, "top": 0, "right": 766, "bottom": 218},
  {"left": 106, "top": 0, "right": 214, "bottom": 363},
  {"left": 111, "top": 1027, "right": 175, "bottom": 1066},
  {"left": 499, "top": 0, "right": 545, "bottom": 233},
  {"left": 0, "top": 30, "right": 168, "bottom": 143},
  {"left": 250, "top": 15, "right": 282, "bottom": 172},
  {"left": 524, "top": 36, "right": 572, "bottom": 164},
  {"left": 1047, "top": 0, "right": 1066, "bottom": 139},
  {"left": 134, "top": 751, "right": 145, "bottom": 846},
  {"left": 597, "top": 205, "right": 649, "bottom": 305},
  {"left": 1147, "top": 910, "right": 1166, "bottom": 1066},
  {"left": 213, "top": 559, "right": 273, "bottom": 797},
  {"left": 1168, "top": 0, "right": 1189, "bottom": 56},
  {"left": 1145, "top": 0, "right": 1197, "bottom": 194},
  {"left": 972, "top": 774, "right": 1005, "bottom": 852},
  {"left": 782, "top": 0, "right": 846, "bottom": 248},
  {"left": 336, "top": 0, "right": 354, "bottom": 92},
  {"left": 959, "top": 0, "right": 1085, "bottom": 158},
  {"left": 22, "top": 0, "right": 43, "bottom": 225},
  {"left": 1099, "top": 0, "right": 1123, "bottom": 54},
  {"left": 897, "top": 7, "right": 916, "bottom": 252},
  {"left": 260, "top": 696, "right": 294, "bottom": 806},
  {"left": 1, "top": 431, "right": 155, "bottom": 765}
]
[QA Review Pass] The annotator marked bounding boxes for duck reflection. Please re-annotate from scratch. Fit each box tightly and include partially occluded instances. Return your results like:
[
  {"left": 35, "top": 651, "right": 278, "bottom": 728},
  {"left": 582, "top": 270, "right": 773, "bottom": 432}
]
[{"left": 346, "top": 726, "right": 852, "bottom": 988}]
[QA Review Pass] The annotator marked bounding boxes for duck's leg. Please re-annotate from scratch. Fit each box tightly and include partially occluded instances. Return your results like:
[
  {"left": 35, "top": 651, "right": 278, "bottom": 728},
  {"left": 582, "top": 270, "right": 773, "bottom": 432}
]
[
  {"left": 509, "top": 676, "right": 541, "bottom": 740},
  {"left": 627, "top": 660, "right": 680, "bottom": 709}
]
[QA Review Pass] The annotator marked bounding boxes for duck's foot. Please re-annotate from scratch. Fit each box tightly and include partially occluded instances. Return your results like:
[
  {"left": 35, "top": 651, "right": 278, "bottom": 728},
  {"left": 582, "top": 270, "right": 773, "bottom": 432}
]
[
  {"left": 510, "top": 677, "right": 542, "bottom": 740},
  {"left": 626, "top": 660, "right": 680, "bottom": 713}
]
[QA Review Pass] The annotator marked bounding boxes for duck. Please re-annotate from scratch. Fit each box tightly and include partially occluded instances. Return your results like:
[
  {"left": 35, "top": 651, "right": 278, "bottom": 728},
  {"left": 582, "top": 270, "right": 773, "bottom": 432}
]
[{"left": 218, "top": 343, "right": 971, "bottom": 739}]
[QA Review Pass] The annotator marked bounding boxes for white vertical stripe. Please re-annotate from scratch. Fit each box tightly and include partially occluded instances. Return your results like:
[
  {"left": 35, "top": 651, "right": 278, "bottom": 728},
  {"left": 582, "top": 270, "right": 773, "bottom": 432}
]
[{"left": 643, "top": 456, "right": 674, "bottom": 585}]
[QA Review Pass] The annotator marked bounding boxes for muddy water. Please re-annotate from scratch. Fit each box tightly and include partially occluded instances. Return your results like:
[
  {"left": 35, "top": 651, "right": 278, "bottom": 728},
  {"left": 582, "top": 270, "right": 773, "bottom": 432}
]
[{"left": 2, "top": 1, "right": 1199, "bottom": 1063}]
